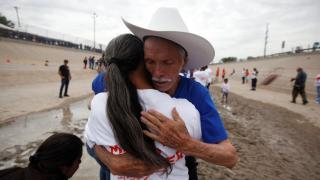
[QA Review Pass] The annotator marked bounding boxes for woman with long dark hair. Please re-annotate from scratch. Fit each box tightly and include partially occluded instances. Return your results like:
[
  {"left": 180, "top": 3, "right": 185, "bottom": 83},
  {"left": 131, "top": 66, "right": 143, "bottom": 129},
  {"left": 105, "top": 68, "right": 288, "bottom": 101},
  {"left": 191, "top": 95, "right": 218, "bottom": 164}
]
[
  {"left": 0, "top": 133, "right": 83, "bottom": 180},
  {"left": 85, "top": 34, "right": 201, "bottom": 179}
]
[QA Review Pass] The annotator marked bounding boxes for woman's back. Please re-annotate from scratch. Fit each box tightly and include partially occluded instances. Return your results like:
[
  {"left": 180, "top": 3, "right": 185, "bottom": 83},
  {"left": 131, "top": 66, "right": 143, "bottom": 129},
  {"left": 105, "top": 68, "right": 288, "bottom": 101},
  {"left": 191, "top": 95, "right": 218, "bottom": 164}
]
[{"left": 85, "top": 89, "right": 201, "bottom": 179}]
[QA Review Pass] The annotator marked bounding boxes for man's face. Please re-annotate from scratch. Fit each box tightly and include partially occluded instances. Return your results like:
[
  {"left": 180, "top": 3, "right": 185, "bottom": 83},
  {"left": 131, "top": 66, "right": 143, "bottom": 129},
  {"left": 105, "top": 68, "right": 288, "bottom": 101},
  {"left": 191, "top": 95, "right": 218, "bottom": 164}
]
[{"left": 144, "top": 38, "right": 186, "bottom": 95}]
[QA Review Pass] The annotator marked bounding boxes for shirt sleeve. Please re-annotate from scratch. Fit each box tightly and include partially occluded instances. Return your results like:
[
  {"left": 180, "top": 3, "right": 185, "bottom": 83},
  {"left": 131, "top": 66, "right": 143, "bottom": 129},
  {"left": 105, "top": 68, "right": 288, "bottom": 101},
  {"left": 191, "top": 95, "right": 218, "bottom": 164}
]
[
  {"left": 92, "top": 73, "right": 106, "bottom": 94},
  {"left": 197, "top": 88, "right": 228, "bottom": 144},
  {"left": 85, "top": 93, "right": 117, "bottom": 147}
]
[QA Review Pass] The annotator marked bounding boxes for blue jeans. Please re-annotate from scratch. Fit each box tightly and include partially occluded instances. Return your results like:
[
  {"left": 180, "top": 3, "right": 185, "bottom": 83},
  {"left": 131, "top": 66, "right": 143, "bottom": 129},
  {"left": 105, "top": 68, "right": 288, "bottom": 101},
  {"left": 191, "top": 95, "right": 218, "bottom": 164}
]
[
  {"left": 317, "top": 86, "right": 320, "bottom": 104},
  {"left": 86, "top": 144, "right": 110, "bottom": 180},
  {"left": 59, "top": 78, "right": 69, "bottom": 97}
]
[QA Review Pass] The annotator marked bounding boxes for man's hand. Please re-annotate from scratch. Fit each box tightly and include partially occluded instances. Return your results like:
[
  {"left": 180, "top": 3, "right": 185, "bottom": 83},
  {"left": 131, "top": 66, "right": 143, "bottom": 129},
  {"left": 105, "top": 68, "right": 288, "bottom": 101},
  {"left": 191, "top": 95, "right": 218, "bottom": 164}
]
[
  {"left": 141, "top": 108, "right": 238, "bottom": 169},
  {"left": 141, "top": 108, "right": 192, "bottom": 152},
  {"left": 94, "top": 145, "right": 160, "bottom": 177}
]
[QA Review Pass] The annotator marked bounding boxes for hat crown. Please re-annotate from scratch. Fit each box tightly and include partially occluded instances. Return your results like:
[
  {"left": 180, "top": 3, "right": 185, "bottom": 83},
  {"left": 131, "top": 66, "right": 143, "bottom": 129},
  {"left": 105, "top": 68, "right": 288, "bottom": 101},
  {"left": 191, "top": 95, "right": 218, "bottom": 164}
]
[
  {"left": 122, "top": 7, "right": 215, "bottom": 70},
  {"left": 148, "top": 7, "right": 189, "bottom": 32}
]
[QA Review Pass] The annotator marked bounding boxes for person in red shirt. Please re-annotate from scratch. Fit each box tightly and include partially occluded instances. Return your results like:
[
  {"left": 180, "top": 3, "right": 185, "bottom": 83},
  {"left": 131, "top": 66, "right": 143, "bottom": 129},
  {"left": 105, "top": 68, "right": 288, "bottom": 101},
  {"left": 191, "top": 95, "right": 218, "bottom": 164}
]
[
  {"left": 222, "top": 68, "right": 226, "bottom": 80},
  {"left": 245, "top": 69, "right": 250, "bottom": 83}
]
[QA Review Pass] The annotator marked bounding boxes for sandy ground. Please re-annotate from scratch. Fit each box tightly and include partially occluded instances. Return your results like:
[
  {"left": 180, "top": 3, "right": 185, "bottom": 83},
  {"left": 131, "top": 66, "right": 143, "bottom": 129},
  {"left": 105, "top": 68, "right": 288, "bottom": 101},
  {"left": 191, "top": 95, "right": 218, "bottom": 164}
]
[
  {"left": 0, "top": 38, "right": 100, "bottom": 124},
  {"left": 1, "top": 39, "right": 320, "bottom": 179},
  {"left": 214, "top": 79, "right": 320, "bottom": 128},
  {"left": 196, "top": 83, "right": 320, "bottom": 180}
]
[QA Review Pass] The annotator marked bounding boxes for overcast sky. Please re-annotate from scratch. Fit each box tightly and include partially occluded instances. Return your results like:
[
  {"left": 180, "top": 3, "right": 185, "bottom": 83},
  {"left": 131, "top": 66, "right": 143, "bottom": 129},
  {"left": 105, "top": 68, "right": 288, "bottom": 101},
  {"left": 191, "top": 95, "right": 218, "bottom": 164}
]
[{"left": 1, "top": 0, "right": 319, "bottom": 62}]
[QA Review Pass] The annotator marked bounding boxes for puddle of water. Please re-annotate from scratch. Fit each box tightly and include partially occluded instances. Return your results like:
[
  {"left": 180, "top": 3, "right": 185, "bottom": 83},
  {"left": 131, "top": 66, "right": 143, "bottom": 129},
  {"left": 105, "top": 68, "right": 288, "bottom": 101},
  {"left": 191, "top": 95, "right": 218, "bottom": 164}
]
[
  {"left": 0, "top": 109, "right": 61, "bottom": 152},
  {"left": 0, "top": 98, "right": 90, "bottom": 169},
  {"left": 222, "top": 104, "right": 232, "bottom": 111}
]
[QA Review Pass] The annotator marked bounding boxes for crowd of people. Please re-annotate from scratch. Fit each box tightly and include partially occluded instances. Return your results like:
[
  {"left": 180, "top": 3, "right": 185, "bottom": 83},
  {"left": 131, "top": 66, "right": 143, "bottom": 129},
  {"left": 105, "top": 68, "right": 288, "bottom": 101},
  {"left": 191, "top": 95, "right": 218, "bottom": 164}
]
[
  {"left": 82, "top": 56, "right": 105, "bottom": 71},
  {"left": 209, "top": 66, "right": 320, "bottom": 106}
]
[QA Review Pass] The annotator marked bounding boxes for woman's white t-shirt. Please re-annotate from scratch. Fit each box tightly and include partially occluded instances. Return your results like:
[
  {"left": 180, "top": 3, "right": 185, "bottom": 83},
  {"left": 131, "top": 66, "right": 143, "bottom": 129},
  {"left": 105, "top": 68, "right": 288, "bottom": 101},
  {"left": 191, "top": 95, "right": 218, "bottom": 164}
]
[{"left": 84, "top": 89, "right": 201, "bottom": 180}]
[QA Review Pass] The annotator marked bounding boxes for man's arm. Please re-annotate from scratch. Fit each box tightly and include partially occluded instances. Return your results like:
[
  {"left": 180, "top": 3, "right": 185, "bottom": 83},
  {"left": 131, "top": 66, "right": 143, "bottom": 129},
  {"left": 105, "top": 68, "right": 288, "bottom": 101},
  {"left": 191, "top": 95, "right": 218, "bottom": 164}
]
[
  {"left": 141, "top": 108, "right": 238, "bottom": 168},
  {"left": 58, "top": 67, "right": 63, "bottom": 78},
  {"left": 93, "top": 145, "right": 160, "bottom": 177}
]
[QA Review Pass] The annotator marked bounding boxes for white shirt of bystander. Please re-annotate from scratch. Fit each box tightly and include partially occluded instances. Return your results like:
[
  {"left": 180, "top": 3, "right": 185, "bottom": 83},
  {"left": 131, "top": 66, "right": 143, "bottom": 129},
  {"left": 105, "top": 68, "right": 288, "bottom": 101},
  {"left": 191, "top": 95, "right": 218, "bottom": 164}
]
[
  {"left": 193, "top": 70, "right": 210, "bottom": 87},
  {"left": 222, "top": 82, "right": 230, "bottom": 93}
]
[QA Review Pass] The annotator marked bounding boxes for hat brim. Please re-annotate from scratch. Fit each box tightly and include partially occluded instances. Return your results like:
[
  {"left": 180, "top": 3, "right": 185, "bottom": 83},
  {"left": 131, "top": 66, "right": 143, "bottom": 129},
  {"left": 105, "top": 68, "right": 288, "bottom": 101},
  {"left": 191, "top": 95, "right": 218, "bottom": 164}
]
[{"left": 122, "top": 18, "right": 215, "bottom": 70}]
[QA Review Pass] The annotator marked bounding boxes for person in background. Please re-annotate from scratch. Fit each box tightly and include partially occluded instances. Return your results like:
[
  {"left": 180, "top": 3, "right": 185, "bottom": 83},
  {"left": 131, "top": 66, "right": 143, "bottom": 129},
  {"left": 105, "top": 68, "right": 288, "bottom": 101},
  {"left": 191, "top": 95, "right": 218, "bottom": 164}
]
[
  {"left": 291, "top": 67, "right": 308, "bottom": 105},
  {"left": 215, "top": 67, "right": 220, "bottom": 82},
  {"left": 229, "top": 69, "right": 235, "bottom": 76},
  {"left": 83, "top": 57, "right": 88, "bottom": 69},
  {"left": 221, "top": 78, "right": 230, "bottom": 104},
  {"left": 88, "top": 56, "right": 92, "bottom": 69},
  {"left": 89, "top": 57, "right": 107, "bottom": 110},
  {"left": 316, "top": 73, "right": 320, "bottom": 104},
  {"left": 245, "top": 69, "right": 250, "bottom": 83},
  {"left": 241, "top": 68, "right": 246, "bottom": 84},
  {"left": 251, "top": 68, "right": 258, "bottom": 90},
  {"left": 96, "top": 53, "right": 106, "bottom": 73},
  {"left": 205, "top": 66, "right": 213, "bottom": 89},
  {"left": 193, "top": 66, "right": 210, "bottom": 88},
  {"left": 0, "top": 133, "right": 83, "bottom": 180},
  {"left": 58, "top": 59, "right": 71, "bottom": 98},
  {"left": 222, "top": 68, "right": 226, "bottom": 80}
]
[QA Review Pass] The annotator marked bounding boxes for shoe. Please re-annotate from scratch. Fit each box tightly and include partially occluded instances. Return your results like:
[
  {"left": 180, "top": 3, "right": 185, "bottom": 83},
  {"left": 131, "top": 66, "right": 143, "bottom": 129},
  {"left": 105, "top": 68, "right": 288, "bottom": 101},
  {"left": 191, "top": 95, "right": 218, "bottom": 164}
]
[
  {"left": 303, "top": 101, "right": 308, "bottom": 105},
  {"left": 64, "top": 94, "right": 69, "bottom": 97},
  {"left": 291, "top": 101, "right": 296, "bottom": 103},
  {"left": 59, "top": 96, "right": 63, "bottom": 98}
]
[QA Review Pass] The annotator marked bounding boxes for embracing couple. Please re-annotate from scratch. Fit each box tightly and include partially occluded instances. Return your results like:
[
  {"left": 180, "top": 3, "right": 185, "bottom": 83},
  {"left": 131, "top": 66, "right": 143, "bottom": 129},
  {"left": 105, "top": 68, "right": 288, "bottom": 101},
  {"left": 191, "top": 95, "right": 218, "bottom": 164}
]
[{"left": 84, "top": 7, "right": 238, "bottom": 180}]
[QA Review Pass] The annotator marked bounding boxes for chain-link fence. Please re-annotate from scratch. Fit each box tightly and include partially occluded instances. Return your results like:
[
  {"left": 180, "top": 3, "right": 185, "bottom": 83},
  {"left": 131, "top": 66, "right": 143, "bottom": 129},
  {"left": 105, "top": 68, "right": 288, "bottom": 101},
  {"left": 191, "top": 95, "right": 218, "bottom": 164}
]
[{"left": 0, "top": 21, "right": 106, "bottom": 53}]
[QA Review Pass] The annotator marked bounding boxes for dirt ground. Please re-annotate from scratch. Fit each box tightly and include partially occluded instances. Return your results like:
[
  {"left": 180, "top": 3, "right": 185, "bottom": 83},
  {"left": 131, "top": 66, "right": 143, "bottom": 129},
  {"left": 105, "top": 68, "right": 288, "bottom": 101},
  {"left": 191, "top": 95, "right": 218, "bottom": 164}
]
[
  {"left": 1, "top": 87, "right": 319, "bottom": 180},
  {"left": 197, "top": 86, "right": 320, "bottom": 180}
]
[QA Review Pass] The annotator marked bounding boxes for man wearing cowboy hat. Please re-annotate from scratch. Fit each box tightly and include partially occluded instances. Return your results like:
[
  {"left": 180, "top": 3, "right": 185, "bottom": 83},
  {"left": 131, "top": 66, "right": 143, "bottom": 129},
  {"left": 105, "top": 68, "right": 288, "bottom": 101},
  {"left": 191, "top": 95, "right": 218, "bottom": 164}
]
[{"left": 93, "top": 7, "right": 238, "bottom": 179}]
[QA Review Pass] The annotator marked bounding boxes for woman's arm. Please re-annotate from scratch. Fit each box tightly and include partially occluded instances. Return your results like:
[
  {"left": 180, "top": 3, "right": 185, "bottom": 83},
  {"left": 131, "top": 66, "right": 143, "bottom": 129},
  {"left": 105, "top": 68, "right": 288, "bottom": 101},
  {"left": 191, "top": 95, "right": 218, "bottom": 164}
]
[{"left": 94, "top": 145, "right": 160, "bottom": 177}]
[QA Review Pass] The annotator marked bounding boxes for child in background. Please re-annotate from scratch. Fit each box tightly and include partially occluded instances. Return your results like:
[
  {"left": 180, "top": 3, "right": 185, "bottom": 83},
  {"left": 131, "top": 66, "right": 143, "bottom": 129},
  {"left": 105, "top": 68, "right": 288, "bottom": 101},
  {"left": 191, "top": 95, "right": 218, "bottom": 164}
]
[{"left": 222, "top": 78, "right": 230, "bottom": 104}]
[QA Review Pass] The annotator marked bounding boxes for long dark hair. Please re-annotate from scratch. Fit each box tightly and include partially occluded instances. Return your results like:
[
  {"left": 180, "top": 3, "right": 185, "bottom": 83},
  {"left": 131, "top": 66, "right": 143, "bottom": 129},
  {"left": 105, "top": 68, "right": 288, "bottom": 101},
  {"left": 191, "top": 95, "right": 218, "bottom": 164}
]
[
  {"left": 104, "top": 34, "right": 171, "bottom": 172},
  {"left": 29, "top": 133, "right": 83, "bottom": 174}
]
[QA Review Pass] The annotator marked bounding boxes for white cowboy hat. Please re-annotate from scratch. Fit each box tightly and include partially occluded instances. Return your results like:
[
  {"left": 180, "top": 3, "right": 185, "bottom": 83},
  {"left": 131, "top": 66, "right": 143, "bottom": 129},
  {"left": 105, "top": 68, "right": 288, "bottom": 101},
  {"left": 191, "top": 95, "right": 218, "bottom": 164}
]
[{"left": 122, "top": 7, "right": 215, "bottom": 70}]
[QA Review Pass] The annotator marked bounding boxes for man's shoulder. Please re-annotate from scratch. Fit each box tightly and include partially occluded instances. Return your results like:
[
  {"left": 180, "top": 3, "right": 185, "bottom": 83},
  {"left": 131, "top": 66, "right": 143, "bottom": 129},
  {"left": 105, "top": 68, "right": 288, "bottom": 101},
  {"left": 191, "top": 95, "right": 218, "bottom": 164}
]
[
  {"left": 181, "top": 76, "right": 208, "bottom": 91},
  {"left": 92, "top": 72, "right": 106, "bottom": 94},
  {"left": 177, "top": 76, "right": 209, "bottom": 98}
]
